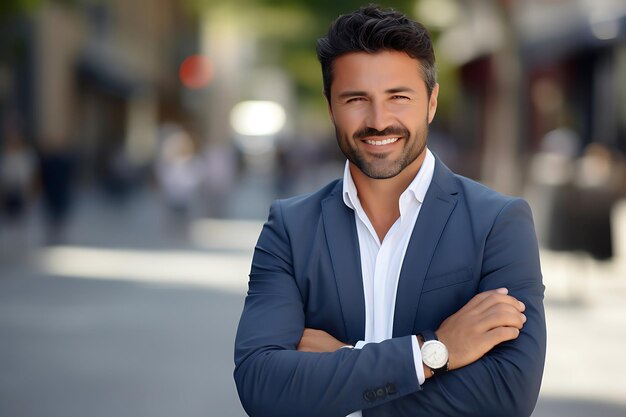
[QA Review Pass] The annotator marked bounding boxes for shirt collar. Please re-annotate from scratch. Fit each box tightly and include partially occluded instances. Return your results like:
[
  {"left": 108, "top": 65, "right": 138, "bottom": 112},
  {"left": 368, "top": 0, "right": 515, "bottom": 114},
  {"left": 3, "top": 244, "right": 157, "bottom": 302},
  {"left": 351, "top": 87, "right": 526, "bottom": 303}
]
[{"left": 342, "top": 148, "right": 435, "bottom": 210}]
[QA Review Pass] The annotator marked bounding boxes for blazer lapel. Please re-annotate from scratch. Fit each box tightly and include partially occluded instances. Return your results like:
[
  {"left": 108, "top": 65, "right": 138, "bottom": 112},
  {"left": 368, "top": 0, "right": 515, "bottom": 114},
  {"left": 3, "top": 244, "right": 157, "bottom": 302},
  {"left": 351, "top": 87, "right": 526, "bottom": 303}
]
[
  {"left": 321, "top": 183, "right": 366, "bottom": 344},
  {"left": 393, "top": 157, "right": 459, "bottom": 337}
]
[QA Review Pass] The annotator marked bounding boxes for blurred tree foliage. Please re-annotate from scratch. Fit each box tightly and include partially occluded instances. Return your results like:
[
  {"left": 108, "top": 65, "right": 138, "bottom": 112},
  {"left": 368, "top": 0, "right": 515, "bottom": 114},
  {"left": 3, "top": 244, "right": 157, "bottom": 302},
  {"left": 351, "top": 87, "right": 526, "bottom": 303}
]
[
  {"left": 0, "top": 0, "right": 81, "bottom": 18},
  {"left": 0, "top": 0, "right": 44, "bottom": 17}
]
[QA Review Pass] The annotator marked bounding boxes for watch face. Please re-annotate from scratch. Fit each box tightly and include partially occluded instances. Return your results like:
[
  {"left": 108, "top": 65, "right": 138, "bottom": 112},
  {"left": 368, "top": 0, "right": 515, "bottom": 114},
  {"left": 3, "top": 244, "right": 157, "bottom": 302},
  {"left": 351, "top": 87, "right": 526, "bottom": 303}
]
[{"left": 421, "top": 340, "right": 449, "bottom": 369}]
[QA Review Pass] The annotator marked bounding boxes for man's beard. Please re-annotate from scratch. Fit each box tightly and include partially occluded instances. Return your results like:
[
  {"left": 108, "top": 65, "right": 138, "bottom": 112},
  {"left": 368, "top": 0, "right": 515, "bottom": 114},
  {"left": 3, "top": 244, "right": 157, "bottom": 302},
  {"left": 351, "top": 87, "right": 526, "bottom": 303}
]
[{"left": 336, "top": 119, "right": 429, "bottom": 180}]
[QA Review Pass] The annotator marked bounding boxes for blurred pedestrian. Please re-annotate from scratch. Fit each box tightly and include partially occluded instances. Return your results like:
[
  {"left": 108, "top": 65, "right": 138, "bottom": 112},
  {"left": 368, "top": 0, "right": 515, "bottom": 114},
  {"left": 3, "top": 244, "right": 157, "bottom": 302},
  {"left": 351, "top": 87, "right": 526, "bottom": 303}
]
[
  {"left": 569, "top": 143, "right": 621, "bottom": 260},
  {"left": 38, "top": 138, "right": 76, "bottom": 245},
  {"left": 526, "top": 127, "right": 580, "bottom": 247},
  {"left": 199, "top": 143, "right": 237, "bottom": 217},
  {"left": 155, "top": 127, "right": 200, "bottom": 234},
  {"left": 0, "top": 129, "right": 36, "bottom": 252}
]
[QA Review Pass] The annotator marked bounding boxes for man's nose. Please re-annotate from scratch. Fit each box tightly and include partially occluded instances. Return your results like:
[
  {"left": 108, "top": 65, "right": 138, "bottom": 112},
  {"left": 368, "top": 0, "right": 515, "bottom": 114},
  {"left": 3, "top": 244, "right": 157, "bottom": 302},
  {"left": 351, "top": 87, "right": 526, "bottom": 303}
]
[{"left": 364, "top": 101, "right": 393, "bottom": 132}]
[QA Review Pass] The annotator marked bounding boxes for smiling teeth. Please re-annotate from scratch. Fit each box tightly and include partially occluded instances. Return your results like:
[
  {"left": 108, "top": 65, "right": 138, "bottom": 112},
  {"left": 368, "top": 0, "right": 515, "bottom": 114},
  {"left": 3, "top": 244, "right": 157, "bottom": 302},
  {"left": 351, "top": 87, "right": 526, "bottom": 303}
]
[{"left": 365, "top": 137, "right": 399, "bottom": 146}]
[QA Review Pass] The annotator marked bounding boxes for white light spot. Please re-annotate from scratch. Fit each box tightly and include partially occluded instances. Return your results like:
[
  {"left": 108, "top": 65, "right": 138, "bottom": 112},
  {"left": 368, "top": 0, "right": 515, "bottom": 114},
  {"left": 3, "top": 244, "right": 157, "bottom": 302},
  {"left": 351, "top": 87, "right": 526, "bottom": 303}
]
[{"left": 230, "top": 100, "right": 287, "bottom": 136}]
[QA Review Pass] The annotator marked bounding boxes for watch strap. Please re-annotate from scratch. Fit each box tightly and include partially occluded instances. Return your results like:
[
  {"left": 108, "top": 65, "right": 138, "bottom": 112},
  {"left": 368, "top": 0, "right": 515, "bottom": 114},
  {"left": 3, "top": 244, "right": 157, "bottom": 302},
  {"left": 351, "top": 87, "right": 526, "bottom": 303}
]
[{"left": 420, "top": 329, "right": 438, "bottom": 343}]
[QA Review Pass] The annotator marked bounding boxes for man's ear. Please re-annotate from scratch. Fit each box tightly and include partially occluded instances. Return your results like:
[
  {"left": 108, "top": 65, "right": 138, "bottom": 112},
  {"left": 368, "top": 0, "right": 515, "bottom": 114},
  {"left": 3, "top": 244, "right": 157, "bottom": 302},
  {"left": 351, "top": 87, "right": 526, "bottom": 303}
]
[{"left": 428, "top": 83, "right": 439, "bottom": 124}]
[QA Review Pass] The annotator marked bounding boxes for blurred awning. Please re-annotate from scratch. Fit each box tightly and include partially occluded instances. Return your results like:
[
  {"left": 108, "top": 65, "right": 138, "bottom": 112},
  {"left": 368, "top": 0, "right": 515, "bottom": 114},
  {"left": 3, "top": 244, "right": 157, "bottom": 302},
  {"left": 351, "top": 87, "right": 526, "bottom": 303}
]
[
  {"left": 437, "top": 0, "right": 626, "bottom": 68},
  {"left": 519, "top": 0, "right": 626, "bottom": 68}
]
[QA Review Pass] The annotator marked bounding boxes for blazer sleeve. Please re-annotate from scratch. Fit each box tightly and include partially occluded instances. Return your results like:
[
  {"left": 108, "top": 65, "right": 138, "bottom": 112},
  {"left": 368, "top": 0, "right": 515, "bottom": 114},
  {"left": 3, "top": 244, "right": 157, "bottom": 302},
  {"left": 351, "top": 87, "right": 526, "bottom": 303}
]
[
  {"left": 234, "top": 201, "right": 422, "bottom": 417},
  {"left": 367, "top": 198, "right": 547, "bottom": 417}
]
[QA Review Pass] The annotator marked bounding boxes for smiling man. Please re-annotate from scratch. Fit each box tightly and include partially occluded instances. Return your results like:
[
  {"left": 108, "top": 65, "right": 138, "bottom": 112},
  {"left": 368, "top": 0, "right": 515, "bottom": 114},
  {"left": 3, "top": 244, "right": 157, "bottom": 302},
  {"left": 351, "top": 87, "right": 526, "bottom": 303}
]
[{"left": 234, "top": 5, "right": 546, "bottom": 417}]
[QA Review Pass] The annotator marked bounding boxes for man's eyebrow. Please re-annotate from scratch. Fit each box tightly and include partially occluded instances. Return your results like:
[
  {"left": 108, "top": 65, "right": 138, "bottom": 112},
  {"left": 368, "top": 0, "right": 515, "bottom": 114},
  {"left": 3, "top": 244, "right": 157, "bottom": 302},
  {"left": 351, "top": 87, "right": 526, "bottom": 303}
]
[
  {"left": 337, "top": 90, "right": 368, "bottom": 99},
  {"left": 337, "top": 87, "right": 417, "bottom": 99},
  {"left": 386, "top": 86, "right": 416, "bottom": 94}
]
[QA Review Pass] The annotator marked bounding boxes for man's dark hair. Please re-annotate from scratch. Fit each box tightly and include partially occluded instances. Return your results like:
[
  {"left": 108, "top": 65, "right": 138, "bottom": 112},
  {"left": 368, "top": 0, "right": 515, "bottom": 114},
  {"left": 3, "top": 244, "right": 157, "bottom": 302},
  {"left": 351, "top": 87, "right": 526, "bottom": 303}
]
[{"left": 316, "top": 5, "right": 436, "bottom": 101}]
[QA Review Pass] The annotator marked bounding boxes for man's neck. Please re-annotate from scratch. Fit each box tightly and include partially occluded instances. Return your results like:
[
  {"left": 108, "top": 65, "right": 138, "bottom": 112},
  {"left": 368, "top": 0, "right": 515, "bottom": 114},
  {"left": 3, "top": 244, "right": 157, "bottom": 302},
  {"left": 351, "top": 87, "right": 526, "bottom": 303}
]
[{"left": 350, "top": 152, "right": 426, "bottom": 242}]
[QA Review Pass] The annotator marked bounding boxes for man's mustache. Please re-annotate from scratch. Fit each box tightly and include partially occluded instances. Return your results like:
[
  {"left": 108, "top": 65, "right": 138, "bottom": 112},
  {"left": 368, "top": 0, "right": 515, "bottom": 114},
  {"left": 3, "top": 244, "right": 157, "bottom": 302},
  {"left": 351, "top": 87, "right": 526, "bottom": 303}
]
[{"left": 353, "top": 126, "right": 410, "bottom": 140}]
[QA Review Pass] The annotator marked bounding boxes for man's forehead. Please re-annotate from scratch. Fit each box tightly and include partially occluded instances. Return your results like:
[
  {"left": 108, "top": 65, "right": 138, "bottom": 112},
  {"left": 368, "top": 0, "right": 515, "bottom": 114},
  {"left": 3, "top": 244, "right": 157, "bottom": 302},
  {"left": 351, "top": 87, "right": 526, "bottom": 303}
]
[{"left": 331, "top": 51, "right": 425, "bottom": 93}]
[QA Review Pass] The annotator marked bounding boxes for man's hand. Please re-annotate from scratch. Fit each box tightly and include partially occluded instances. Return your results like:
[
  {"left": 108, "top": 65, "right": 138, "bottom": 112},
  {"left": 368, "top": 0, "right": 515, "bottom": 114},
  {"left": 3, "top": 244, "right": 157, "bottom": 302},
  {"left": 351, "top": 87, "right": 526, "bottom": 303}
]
[
  {"left": 297, "top": 328, "right": 350, "bottom": 352},
  {"left": 435, "top": 288, "right": 526, "bottom": 371}
]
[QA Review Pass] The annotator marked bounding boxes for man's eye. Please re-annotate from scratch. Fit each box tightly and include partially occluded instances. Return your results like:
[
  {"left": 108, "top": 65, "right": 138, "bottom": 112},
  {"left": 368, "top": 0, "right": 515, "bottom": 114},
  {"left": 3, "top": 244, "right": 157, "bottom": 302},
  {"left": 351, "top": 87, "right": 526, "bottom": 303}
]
[
  {"left": 346, "top": 97, "right": 366, "bottom": 103},
  {"left": 392, "top": 95, "right": 410, "bottom": 100}
]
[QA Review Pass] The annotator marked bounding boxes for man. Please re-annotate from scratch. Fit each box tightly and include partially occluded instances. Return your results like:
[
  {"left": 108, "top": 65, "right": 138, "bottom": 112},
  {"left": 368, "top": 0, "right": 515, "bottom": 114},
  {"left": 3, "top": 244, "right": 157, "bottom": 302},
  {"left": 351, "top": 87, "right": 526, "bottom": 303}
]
[{"left": 234, "top": 5, "right": 546, "bottom": 417}]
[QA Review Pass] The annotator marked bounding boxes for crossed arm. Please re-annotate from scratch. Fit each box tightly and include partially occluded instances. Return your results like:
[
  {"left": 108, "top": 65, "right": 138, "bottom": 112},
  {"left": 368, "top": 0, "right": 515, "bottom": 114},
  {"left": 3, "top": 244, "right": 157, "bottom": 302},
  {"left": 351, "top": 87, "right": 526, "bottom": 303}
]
[
  {"left": 299, "top": 287, "right": 528, "bottom": 381},
  {"left": 234, "top": 199, "right": 546, "bottom": 417}
]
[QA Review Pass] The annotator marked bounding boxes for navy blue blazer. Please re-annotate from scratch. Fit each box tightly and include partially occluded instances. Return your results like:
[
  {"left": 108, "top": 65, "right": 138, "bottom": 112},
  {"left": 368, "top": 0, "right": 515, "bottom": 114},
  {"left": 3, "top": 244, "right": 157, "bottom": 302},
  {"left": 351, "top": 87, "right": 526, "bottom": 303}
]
[{"left": 234, "top": 157, "right": 546, "bottom": 417}]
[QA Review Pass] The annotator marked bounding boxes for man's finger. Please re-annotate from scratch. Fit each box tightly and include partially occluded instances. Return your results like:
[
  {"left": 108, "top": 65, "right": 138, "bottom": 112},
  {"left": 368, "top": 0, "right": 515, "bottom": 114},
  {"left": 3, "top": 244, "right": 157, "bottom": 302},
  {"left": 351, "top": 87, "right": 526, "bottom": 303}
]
[
  {"left": 457, "top": 288, "right": 509, "bottom": 313},
  {"left": 474, "top": 293, "right": 525, "bottom": 315},
  {"left": 478, "top": 308, "right": 527, "bottom": 332},
  {"left": 484, "top": 326, "right": 521, "bottom": 348}
]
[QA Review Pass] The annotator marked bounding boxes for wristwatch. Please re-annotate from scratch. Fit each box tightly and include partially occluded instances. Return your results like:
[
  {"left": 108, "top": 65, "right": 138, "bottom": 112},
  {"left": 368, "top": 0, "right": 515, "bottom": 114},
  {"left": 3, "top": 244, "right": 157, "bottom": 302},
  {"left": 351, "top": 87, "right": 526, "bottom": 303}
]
[{"left": 419, "top": 330, "right": 449, "bottom": 376}]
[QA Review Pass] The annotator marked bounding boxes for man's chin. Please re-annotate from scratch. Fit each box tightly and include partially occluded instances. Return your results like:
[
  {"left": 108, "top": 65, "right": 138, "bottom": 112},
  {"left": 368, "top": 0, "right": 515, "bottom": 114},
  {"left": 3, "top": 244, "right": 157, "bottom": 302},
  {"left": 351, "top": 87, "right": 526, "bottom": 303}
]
[{"left": 356, "top": 163, "right": 404, "bottom": 180}]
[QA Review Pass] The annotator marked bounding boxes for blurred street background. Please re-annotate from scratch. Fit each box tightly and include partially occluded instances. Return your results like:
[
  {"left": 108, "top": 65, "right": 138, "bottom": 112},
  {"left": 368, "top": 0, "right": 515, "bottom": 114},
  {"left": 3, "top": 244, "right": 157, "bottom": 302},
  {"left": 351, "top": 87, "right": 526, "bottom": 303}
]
[{"left": 1, "top": 0, "right": 626, "bottom": 416}]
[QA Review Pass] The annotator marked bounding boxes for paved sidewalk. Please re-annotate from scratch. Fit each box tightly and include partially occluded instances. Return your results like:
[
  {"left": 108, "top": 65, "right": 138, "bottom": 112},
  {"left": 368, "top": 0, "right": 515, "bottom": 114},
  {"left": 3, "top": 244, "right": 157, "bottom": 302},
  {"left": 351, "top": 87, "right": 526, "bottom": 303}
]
[
  {"left": 0, "top": 189, "right": 251, "bottom": 417},
  {"left": 533, "top": 250, "right": 626, "bottom": 416}
]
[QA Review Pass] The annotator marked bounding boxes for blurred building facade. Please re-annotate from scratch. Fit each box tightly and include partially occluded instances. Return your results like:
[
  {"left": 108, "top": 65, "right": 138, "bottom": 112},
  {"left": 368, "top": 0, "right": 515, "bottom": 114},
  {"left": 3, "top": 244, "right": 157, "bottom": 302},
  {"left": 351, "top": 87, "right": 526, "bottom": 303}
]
[
  {"left": 430, "top": 0, "right": 626, "bottom": 193},
  {"left": 1, "top": 0, "right": 198, "bottom": 192}
]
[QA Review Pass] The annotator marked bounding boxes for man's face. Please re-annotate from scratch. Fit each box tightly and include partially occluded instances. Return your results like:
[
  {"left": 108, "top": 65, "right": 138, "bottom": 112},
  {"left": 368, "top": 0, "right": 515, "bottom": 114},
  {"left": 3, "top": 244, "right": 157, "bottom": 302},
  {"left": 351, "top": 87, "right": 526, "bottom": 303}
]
[{"left": 328, "top": 50, "right": 438, "bottom": 179}]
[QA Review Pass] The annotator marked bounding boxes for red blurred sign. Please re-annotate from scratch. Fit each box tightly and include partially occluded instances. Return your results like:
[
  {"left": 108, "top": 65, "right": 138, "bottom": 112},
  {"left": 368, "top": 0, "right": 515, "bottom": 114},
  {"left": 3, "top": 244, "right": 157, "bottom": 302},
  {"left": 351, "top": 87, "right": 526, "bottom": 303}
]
[{"left": 179, "top": 55, "right": 214, "bottom": 89}]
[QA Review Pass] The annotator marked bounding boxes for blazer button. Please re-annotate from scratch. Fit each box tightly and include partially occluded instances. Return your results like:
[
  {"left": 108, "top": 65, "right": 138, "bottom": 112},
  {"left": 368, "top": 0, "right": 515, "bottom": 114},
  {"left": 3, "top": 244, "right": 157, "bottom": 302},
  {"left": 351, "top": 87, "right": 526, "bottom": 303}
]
[
  {"left": 386, "top": 383, "right": 397, "bottom": 395},
  {"left": 375, "top": 387, "right": 387, "bottom": 400},
  {"left": 363, "top": 390, "right": 377, "bottom": 402}
]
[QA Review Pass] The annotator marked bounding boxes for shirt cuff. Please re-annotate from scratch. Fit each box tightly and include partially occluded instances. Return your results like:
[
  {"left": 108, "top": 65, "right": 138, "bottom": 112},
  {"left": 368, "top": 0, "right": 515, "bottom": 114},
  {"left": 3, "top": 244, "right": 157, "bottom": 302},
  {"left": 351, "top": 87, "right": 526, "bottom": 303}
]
[
  {"left": 354, "top": 340, "right": 369, "bottom": 349},
  {"left": 411, "top": 335, "right": 426, "bottom": 385}
]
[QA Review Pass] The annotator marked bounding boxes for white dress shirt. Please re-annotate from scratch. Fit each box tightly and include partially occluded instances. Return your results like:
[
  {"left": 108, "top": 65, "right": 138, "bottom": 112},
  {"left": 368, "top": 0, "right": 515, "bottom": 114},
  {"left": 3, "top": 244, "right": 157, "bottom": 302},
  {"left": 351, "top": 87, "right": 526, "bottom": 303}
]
[{"left": 343, "top": 149, "right": 435, "bottom": 417}]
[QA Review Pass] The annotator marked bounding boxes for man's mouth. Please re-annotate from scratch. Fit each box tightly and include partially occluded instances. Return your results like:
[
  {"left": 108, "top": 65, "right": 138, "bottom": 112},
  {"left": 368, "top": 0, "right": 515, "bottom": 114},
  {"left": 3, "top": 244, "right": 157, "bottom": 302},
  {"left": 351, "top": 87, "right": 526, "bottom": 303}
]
[{"left": 364, "top": 137, "right": 400, "bottom": 146}]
